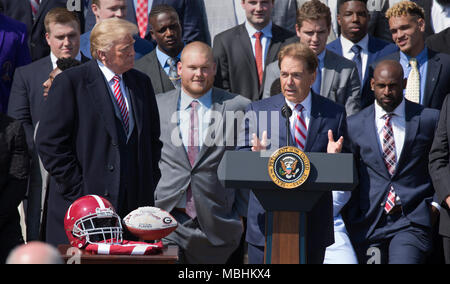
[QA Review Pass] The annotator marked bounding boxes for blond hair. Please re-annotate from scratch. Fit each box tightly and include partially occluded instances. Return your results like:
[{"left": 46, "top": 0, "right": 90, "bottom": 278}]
[
  {"left": 385, "top": 1, "right": 425, "bottom": 20},
  {"left": 44, "top": 7, "right": 80, "bottom": 34},
  {"left": 90, "top": 18, "right": 138, "bottom": 59}
]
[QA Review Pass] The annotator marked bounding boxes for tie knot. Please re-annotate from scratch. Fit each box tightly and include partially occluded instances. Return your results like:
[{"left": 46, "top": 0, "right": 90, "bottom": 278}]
[
  {"left": 351, "top": 44, "right": 362, "bottom": 55},
  {"left": 113, "top": 75, "right": 121, "bottom": 83},
  {"left": 409, "top": 58, "right": 418, "bottom": 68},
  {"left": 383, "top": 113, "right": 395, "bottom": 122},
  {"left": 190, "top": 100, "right": 199, "bottom": 110},
  {"left": 295, "top": 104, "right": 304, "bottom": 112},
  {"left": 167, "top": 57, "right": 178, "bottom": 66},
  {"left": 254, "top": 31, "right": 263, "bottom": 40}
]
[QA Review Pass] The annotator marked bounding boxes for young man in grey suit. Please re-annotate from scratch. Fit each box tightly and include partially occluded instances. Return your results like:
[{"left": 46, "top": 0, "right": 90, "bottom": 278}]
[
  {"left": 155, "top": 42, "right": 250, "bottom": 264},
  {"left": 263, "top": 0, "right": 361, "bottom": 116},
  {"left": 135, "top": 5, "right": 183, "bottom": 94}
]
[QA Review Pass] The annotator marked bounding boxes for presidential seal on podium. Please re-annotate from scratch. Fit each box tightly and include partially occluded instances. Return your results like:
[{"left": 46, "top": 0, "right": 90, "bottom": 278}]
[{"left": 268, "top": 146, "right": 311, "bottom": 189}]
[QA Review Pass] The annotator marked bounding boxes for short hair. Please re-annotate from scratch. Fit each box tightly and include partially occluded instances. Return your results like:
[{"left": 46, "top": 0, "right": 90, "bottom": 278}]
[
  {"left": 90, "top": 18, "right": 138, "bottom": 59},
  {"left": 149, "top": 4, "right": 179, "bottom": 21},
  {"left": 278, "top": 42, "right": 318, "bottom": 73},
  {"left": 385, "top": 1, "right": 425, "bottom": 20},
  {"left": 56, "top": 58, "right": 82, "bottom": 71},
  {"left": 337, "top": 0, "right": 368, "bottom": 11},
  {"left": 297, "top": 0, "right": 332, "bottom": 30},
  {"left": 44, "top": 7, "right": 80, "bottom": 34}
]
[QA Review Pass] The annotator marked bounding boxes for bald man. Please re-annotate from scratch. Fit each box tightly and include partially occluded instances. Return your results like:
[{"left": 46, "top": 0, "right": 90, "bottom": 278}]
[
  {"left": 344, "top": 60, "right": 440, "bottom": 264},
  {"left": 6, "top": 242, "right": 63, "bottom": 264},
  {"left": 155, "top": 41, "right": 250, "bottom": 264}
]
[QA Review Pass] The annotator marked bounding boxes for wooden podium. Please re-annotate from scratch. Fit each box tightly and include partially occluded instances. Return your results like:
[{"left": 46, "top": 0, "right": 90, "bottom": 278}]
[
  {"left": 218, "top": 151, "right": 357, "bottom": 264},
  {"left": 58, "top": 245, "right": 179, "bottom": 264}
]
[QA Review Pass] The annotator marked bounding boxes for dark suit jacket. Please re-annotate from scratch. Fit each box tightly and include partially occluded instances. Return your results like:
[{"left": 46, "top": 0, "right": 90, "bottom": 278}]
[
  {"left": 84, "top": 0, "right": 206, "bottom": 44},
  {"left": 0, "top": 14, "right": 31, "bottom": 113},
  {"left": 345, "top": 101, "right": 439, "bottom": 250},
  {"left": 426, "top": 27, "right": 450, "bottom": 55},
  {"left": 237, "top": 92, "right": 348, "bottom": 263},
  {"left": 35, "top": 60, "right": 162, "bottom": 245},
  {"left": 134, "top": 48, "right": 175, "bottom": 95},
  {"left": 327, "top": 35, "right": 399, "bottom": 108},
  {"left": 213, "top": 24, "right": 296, "bottom": 101},
  {"left": 0, "top": 114, "right": 29, "bottom": 262},
  {"left": 0, "top": 0, "right": 85, "bottom": 61},
  {"left": 413, "top": 0, "right": 435, "bottom": 38},
  {"left": 429, "top": 95, "right": 450, "bottom": 237}
]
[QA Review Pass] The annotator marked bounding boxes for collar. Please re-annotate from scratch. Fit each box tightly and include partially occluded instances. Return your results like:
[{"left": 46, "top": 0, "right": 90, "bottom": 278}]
[
  {"left": 317, "top": 49, "right": 326, "bottom": 63},
  {"left": 180, "top": 88, "right": 213, "bottom": 111},
  {"left": 50, "top": 51, "right": 82, "bottom": 69},
  {"left": 156, "top": 45, "right": 182, "bottom": 68},
  {"left": 96, "top": 60, "right": 121, "bottom": 82},
  {"left": 285, "top": 92, "right": 312, "bottom": 113},
  {"left": 400, "top": 47, "right": 428, "bottom": 67},
  {"left": 374, "top": 98, "right": 405, "bottom": 120},
  {"left": 245, "top": 20, "right": 273, "bottom": 39},
  {"left": 340, "top": 33, "right": 369, "bottom": 53}
]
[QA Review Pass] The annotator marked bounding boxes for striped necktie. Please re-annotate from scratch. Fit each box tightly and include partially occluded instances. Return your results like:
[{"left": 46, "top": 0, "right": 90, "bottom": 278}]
[
  {"left": 30, "top": 0, "right": 40, "bottom": 19},
  {"left": 112, "top": 75, "right": 130, "bottom": 135},
  {"left": 294, "top": 104, "right": 307, "bottom": 150}
]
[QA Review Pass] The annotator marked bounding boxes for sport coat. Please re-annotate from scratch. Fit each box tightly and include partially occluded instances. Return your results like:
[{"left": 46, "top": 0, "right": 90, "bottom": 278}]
[
  {"left": 345, "top": 100, "right": 439, "bottom": 251},
  {"left": 213, "top": 23, "right": 296, "bottom": 101},
  {"left": 0, "top": 14, "right": 31, "bottom": 113},
  {"left": 134, "top": 48, "right": 175, "bottom": 95},
  {"left": 429, "top": 95, "right": 450, "bottom": 237},
  {"left": 327, "top": 36, "right": 398, "bottom": 108},
  {"left": 155, "top": 87, "right": 250, "bottom": 263},
  {"left": 237, "top": 92, "right": 348, "bottom": 263},
  {"left": 35, "top": 60, "right": 162, "bottom": 246},
  {"left": 371, "top": 49, "right": 450, "bottom": 110},
  {"left": 263, "top": 49, "right": 361, "bottom": 116}
]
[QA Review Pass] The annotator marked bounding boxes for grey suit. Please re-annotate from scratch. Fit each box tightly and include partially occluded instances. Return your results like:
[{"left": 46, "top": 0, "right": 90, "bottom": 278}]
[
  {"left": 263, "top": 49, "right": 361, "bottom": 115},
  {"left": 155, "top": 87, "right": 250, "bottom": 264},
  {"left": 134, "top": 49, "right": 175, "bottom": 95}
]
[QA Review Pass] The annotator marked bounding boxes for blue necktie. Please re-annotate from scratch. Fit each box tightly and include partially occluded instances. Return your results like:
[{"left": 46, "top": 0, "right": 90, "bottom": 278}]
[
  {"left": 312, "top": 66, "right": 321, "bottom": 94},
  {"left": 351, "top": 44, "right": 363, "bottom": 84}
]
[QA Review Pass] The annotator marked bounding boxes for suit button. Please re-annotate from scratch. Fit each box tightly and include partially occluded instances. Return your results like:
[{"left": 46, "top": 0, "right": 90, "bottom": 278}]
[
  {"left": 380, "top": 202, "right": 385, "bottom": 207},
  {"left": 104, "top": 191, "right": 110, "bottom": 197},
  {"left": 108, "top": 165, "right": 114, "bottom": 171},
  {"left": 112, "top": 141, "right": 118, "bottom": 147}
]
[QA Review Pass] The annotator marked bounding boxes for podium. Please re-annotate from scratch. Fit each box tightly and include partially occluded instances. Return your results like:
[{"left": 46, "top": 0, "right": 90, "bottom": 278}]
[{"left": 218, "top": 150, "right": 357, "bottom": 264}]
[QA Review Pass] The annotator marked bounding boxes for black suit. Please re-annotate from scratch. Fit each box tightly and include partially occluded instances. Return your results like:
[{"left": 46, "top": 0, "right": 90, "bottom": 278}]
[
  {"left": 427, "top": 27, "right": 450, "bottom": 55},
  {"left": 0, "top": 114, "right": 29, "bottom": 263},
  {"left": 134, "top": 48, "right": 175, "bottom": 95},
  {"left": 35, "top": 60, "right": 162, "bottom": 246},
  {"left": 0, "top": 0, "right": 85, "bottom": 61},
  {"left": 213, "top": 23, "right": 295, "bottom": 101}
]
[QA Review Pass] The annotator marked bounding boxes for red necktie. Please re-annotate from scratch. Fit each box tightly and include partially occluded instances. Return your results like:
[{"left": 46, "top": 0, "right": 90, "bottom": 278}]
[
  {"left": 136, "top": 0, "right": 149, "bottom": 38},
  {"left": 294, "top": 104, "right": 307, "bottom": 150},
  {"left": 254, "top": 31, "right": 263, "bottom": 86},
  {"left": 112, "top": 75, "right": 130, "bottom": 135},
  {"left": 382, "top": 114, "right": 397, "bottom": 213},
  {"left": 186, "top": 101, "right": 199, "bottom": 219}
]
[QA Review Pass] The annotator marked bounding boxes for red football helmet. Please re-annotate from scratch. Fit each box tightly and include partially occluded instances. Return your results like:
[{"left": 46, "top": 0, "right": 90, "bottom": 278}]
[{"left": 64, "top": 195, "right": 123, "bottom": 249}]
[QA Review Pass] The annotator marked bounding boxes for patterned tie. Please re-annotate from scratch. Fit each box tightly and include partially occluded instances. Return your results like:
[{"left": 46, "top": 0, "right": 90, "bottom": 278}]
[
  {"left": 294, "top": 104, "right": 308, "bottom": 150},
  {"left": 186, "top": 100, "right": 199, "bottom": 219},
  {"left": 30, "top": 0, "right": 40, "bottom": 19},
  {"left": 405, "top": 58, "right": 420, "bottom": 104},
  {"left": 112, "top": 75, "right": 130, "bottom": 135},
  {"left": 136, "top": 0, "right": 149, "bottom": 38},
  {"left": 351, "top": 44, "right": 363, "bottom": 84},
  {"left": 254, "top": 31, "right": 263, "bottom": 87},
  {"left": 167, "top": 57, "right": 181, "bottom": 89},
  {"left": 382, "top": 114, "right": 397, "bottom": 214}
]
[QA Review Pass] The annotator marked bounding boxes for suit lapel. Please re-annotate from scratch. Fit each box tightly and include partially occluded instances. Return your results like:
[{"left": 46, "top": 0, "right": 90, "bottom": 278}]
[
  {"left": 123, "top": 71, "right": 143, "bottom": 136},
  {"left": 423, "top": 50, "right": 442, "bottom": 107},
  {"left": 274, "top": 94, "right": 291, "bottom": 148},
  {"left": 0, "top": 29, "right": 5, "bottom": 55},
  {"left": 321, "top": 50, "right": 338, "bottom": 99},
  {"left": 238, "top": 24, "right": 259, "bottom": 86},
  {"left": 304, "top": 93, "right": 323, "bottom": 151},
  {"left": 86, "top": 61, "right": 118, "bottom": 143}
]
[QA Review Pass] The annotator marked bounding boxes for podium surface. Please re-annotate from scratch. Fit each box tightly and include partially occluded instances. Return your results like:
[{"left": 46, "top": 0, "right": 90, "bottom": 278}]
[{"left": 58, "top": 245, "right": 179, "bottom": 264}]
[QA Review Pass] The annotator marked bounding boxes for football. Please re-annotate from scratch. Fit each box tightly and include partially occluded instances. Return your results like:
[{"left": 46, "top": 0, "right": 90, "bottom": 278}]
[{"left": 123, "top": 207, "right": 178, "bottom": 241}]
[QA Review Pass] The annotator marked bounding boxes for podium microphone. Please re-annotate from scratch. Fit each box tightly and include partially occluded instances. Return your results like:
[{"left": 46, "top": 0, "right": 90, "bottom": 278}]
[{"left": 281, "top": 104, "right": 293, "bottom": 147}]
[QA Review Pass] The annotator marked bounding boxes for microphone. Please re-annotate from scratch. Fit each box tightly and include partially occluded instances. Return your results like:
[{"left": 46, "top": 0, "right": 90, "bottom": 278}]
[{"left": 281, "top": 104, "right": 293, "bottom": 147}]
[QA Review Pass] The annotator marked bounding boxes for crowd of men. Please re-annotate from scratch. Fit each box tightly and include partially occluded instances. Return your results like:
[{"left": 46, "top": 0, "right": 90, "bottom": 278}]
[{"left": 0, "top": 0, "right": 450, "bottom": 264}]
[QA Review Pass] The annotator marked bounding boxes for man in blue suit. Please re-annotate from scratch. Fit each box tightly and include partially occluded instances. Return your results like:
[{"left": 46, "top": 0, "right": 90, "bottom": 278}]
[
  {"left": 327, "top": 0, "right": 398, "bottom": 108},
  {"left": 238, "top": 42, "right": 347, "bottom": 264},
  {"left": 0, "top": 13, "right": 31, "bottom": 113},
  {"left": 344, "top": 60, "right": 439, "bottom": 264}
]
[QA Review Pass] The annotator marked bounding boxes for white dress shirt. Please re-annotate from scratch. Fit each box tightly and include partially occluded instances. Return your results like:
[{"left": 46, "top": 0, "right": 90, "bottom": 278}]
[
  {"left": 245, "top": 21, "right": 273, "bottom": 71},
  {"left": 340, "top": 34, "right": 369, "bottom": 81}
]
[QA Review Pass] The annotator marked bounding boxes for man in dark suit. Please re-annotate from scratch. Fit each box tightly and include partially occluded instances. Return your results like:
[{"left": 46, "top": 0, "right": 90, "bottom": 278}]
[
  {"left": 213, "top": 0, "right": 296, "bottom": 101},
  {"left": 0, "top": 114, "right": 29, "bottom": 263},
  {"left": 327, "top": 0, "right": 398, "bottom": 108},
  {"left": 35, "top": 18, "right": 162, "bottom": 246},
  {"left": 8, "top": 7, "right": 88, "bottom": 242},
  {"left": 0, "top": 0, "right": 85, "bottom": 61},
  {"left": 0, "top": 13, "right": 31, "bottom": 113},
  {"left": 375, "top": 1, "right": 450, "bottom": 110},
  {"left": 426, "top": 27, "right": 450, "bottom": 55},
  {"left": 344, "top": 60, "right": 439, "bottom": 264},
  {"left": 85, "top": 0, "right": 207, "bottom": 44},
  {"left": 135, "top": 5, "right": 183, "bottom": 94},
  {"left": 238, "top": 42, "right": 347, "bottom": 264}
]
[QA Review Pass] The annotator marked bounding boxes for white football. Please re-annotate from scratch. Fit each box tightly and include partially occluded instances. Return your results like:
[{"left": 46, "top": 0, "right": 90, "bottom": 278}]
[{"left": 123, "top": 207, "right": 178, "bottom": 240}]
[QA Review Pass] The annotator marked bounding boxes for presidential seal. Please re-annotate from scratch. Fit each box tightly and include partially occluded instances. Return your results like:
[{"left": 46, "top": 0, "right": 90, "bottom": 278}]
[{"left": 268, "top": 146, "right": 310, "bottom": 189}]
